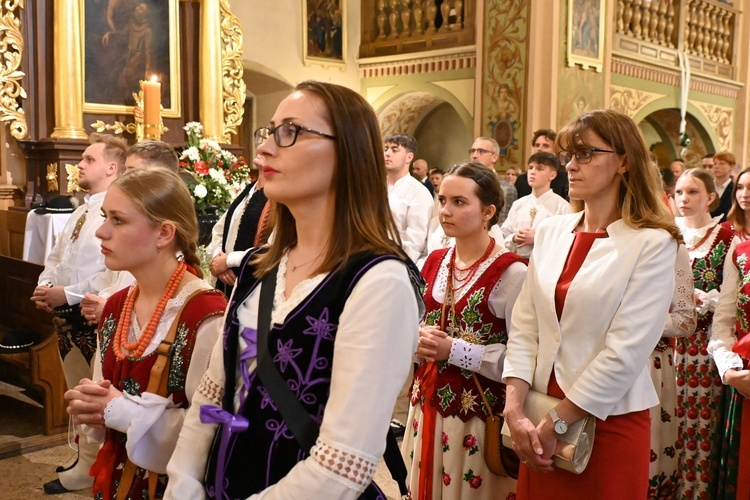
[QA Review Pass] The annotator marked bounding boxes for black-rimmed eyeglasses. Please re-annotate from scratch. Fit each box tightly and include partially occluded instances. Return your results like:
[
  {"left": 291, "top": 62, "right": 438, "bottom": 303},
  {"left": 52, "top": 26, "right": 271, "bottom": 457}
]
[
  {"left": 558, "top": 148, "right": 617, "bottom": 165},
  {"left": 254, "top": 123, "right": 336, "bottom": 148}
]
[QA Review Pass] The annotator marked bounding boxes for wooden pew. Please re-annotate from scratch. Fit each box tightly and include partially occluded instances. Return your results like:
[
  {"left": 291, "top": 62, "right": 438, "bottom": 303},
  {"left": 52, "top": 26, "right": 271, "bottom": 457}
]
[{"left": 0, "top": 255, "right": 67, "bottom": 435}]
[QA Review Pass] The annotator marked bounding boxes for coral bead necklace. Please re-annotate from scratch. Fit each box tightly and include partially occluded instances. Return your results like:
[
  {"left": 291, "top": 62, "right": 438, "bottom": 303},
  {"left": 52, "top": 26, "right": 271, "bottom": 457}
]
[{"left": 113, "top": 261, "right": 187, "bottom": 361}]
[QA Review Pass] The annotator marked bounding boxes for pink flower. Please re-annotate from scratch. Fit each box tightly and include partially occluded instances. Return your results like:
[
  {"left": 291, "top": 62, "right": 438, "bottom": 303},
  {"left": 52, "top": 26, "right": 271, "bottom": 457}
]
[
  {"left": 468, "top": 476, "right": 482, "bottom": 489},
  {"left": 412, "top": 419, "right": 419, "bottom": 431},
  {"left": 463, "top": 434, "right": 477, "bottom": 450},
  {"left": 443, "top": 473, "right": 451, "bottom": 486},
  {"left": 194, "top": 160, "right": 209, "bottom": 175},
  {"left": 442, "top": 432, "right": 449, "bottom": 446}
]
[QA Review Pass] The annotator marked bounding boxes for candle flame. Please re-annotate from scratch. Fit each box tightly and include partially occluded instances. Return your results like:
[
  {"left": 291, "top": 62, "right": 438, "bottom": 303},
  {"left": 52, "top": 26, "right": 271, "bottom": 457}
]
[{"left": 150, "top": 75, "right": 158, "bottom": 83}]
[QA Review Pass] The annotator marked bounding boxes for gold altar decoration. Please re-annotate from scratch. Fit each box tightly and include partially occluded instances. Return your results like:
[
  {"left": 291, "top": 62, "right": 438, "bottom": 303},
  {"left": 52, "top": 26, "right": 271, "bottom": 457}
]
[
  {"left": 65, "top": 164, "right": 82, "bottom": 192},
  {"left": 90, "top": 85, "right": 168, "bottom": 141},
  {"left": 55, "top": 0, "right": 243, "bottom": 141},
  {"left": 0, "top": 0, "right": 28, "bottom": 140},
  {"left": 219, "top": 0, "right": 246, "bottom": 143},
  {"left": 46, "top": 162, "right": 59, "bottom": 192}
]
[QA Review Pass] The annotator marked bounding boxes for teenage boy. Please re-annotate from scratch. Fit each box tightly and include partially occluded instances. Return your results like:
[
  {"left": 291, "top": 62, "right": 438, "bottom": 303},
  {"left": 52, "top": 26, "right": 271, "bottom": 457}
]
[{"left": 501, "top": 151, "right": 570, "bottom": 258}]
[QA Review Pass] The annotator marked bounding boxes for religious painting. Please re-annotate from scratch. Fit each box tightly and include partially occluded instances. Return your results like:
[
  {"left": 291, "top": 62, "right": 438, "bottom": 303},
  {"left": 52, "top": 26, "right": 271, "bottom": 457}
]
[
  {"left": 303, "top": 0, "right": 346, "bottom": 67},
  {"left": 567, "top": 0, "right": 605, "bottom": 72},
  {"left": 82, "top": 0, "right": 181, "bottom": 117}
]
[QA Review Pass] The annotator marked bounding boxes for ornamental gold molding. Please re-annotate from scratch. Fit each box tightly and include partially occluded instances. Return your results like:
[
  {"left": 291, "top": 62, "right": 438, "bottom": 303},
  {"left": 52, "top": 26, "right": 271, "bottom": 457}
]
[
  {"left": 65, "top": 164, "right": 81, "bottom": 192},
  {"left": 46, "top": 162, "right": 59, "bottom": 192},
  {"left": 0, "top": 0, "right": 28, "bottom": 140},
  {"left": 219, "top": 0, "right": 246, "bottom": 143},
  {"left": 696, "top": 102, "right": 733, "bottom": 153},
  {"left": 609, "top": 85, "right": 665, "bottom": 118}
]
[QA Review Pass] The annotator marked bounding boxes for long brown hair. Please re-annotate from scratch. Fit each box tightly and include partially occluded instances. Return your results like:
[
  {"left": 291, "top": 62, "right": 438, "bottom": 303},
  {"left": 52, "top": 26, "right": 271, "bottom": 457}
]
[
  {"left": 253, "top": 81, "right": 402, "bottom": 277},
  {"left": 556, "top": 109, "right": 681, "bottom": 242},
  {"left": 112, "top": 167, "right": 204, "bottom": 277},
  {"left": 728, "top": 168, "right": 750, "bottom": 236}
]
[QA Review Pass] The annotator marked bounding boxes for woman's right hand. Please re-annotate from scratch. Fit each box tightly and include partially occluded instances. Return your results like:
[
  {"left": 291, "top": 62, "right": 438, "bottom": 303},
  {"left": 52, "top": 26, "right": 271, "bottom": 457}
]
[
  {"left": 64, "top": 378, "right": 112, "bottom": 428},
  {"left": 416, "top": 326, "right": 447, "bottom": 361},
  {"left": 504, "top": 408, "right": 555, "bottom": 472}
]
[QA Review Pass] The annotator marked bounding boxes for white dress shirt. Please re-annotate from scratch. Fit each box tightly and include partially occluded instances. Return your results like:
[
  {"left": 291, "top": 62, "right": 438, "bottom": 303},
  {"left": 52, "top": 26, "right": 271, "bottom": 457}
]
[
  {"left": 37, "top": 191, "right": 108, "bottom": 305},
  {"left": 164, "top": 257, "right": 419, "bottom": 499},
  {"left": 206, "top": 183, "right": 257, "bottom": 268},
  {"left": 500, "top": 189, "right": 570, "bottom": 258},
  {"left": 388, "top": 174, "right": 435, "bottom": 263}
]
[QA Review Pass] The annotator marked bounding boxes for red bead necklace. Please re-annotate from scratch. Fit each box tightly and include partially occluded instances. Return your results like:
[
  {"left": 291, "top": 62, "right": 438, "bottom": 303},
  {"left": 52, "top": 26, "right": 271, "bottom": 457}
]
[
  {"left": 113, "top": 261, "right": 187, "bottom": 361},
  {"left": 448, "top": 237, "right": 496, "bottom": 292}
]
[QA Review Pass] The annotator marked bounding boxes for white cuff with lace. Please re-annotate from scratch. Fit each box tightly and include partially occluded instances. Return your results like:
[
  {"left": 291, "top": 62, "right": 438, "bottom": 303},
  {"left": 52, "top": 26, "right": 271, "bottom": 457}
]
[{"left": 448, "top": 337, "right": 485, "bottom": 371}]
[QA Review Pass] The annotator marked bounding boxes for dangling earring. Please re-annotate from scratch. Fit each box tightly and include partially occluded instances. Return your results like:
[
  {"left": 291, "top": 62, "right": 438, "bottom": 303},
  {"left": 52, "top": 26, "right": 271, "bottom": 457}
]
[{"left": 176, "top": 250, "right": 185, "bottom": 262}]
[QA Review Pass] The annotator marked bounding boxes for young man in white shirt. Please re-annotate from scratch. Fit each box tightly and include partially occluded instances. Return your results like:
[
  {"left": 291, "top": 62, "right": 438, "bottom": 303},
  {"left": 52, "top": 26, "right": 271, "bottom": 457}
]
[
  {"left": 30, "top": 133, "right": 126, "bottom": 495},
  {"left": 501, "top": 151, "right": 570, "bottom": 258},
  {"left": 384, "top": 134, "right": 434, "bottom": 264}
]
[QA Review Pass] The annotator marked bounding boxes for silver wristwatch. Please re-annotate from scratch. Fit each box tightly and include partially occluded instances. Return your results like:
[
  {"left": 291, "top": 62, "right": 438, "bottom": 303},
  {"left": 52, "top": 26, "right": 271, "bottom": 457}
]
[{"left": 549, "top": 408, "right": 568, "bottom": 435}]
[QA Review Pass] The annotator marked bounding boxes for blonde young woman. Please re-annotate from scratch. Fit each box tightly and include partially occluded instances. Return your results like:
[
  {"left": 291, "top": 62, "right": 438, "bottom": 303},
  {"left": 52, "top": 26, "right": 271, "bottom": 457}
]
[
  {"left": 671, "top": 169, "right": 734, "bottom": 498},
  {"left": 502, "top": 110, "right": 682, "bottom": 499},
  {"left": 64, "top": 168, "right": 227, "bottom": 499},
  {"left": 708, "top": 167, "right": 750, "bottom": 499}
]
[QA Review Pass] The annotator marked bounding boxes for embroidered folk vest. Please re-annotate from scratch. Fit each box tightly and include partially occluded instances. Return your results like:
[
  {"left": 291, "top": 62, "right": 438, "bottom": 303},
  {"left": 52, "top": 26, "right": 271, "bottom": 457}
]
[{"left": 412, "top": 248, "right": 525, "bottom": 422}]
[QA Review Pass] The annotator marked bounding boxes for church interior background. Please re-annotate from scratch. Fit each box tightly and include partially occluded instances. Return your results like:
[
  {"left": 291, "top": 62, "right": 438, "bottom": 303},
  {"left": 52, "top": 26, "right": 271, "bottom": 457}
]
[{"left": 0, "top": 0, "right": 747, "bottom": 495}]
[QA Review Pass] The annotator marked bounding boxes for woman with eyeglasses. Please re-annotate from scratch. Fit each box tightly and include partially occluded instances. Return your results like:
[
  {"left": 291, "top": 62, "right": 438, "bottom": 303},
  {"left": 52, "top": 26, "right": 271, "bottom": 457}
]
[
  {"left": 164, "top": 81, "right": 422, "bottom": 499},
  {"left": 502, "top": 109, "right": 682, "bottom": 499}
]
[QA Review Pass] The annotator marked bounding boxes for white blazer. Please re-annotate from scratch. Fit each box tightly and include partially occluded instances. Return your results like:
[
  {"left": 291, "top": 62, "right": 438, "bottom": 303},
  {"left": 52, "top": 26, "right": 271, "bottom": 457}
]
[{"left": 502, "top": 212, "right": 678, "bottom": 420}]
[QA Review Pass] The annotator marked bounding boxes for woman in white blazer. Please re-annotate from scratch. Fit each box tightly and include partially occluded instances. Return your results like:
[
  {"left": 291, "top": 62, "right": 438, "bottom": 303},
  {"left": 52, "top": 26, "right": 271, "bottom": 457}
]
[{"left": 502, "top": 110, "right": 682, "bottom": 499}]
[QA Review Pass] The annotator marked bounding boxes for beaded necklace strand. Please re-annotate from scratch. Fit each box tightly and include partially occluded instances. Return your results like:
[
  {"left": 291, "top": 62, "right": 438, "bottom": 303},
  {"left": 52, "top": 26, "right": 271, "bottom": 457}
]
[
  {"left": 447, "top": 237, "right": 496, "bottom": 292},
  {"left": 112, "top": 261, "right": 187, "bottom": 361}
]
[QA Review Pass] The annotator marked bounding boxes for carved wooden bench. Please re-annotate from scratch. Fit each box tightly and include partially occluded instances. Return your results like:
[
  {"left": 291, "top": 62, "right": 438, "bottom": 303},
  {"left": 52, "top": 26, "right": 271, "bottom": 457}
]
[{"left": 0, "top": 255, "right": 67, "bottom": 435}]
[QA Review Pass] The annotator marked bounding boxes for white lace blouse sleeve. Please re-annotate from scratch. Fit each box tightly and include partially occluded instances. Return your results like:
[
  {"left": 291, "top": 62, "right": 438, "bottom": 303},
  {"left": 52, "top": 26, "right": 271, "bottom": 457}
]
[
  {"left": 663, "top": 245, "right": 697, "bottom": 338},
  {"left": 251, "top": 259, "right": 419, "bottom": 499},
  {"left": 464, "top": 260, "right": 526, "bottom": 382},
  {"left": 103, "top": 315, "right": 224, "bottom": 474},
  {"left": 164, "top": 327, "right": 226, "bottom": 500},
  {"left": 709, "top": 236, "right": 745, "bottom": 381}
]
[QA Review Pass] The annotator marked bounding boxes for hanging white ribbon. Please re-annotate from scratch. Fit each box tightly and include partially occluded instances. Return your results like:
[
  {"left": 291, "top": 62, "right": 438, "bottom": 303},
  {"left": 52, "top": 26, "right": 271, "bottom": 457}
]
[{"left": 678, "top": 50, "right": 691, "bottom": 157}]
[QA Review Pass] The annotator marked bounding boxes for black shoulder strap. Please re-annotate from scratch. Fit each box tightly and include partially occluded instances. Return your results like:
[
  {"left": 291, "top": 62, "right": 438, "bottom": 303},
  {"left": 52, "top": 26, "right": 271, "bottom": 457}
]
[
  {"left": 256, "top": 268, "right": 319, "bottom": 450},
  {"left": 255, "top": 266, "right": 409, "bottom": 497}
]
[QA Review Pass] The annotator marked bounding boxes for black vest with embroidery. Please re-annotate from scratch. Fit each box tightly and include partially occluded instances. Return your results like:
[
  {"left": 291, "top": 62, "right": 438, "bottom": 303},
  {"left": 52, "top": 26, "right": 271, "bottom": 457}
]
[{"left": 205, "top": 250, "right": 403, "bottom": 499}]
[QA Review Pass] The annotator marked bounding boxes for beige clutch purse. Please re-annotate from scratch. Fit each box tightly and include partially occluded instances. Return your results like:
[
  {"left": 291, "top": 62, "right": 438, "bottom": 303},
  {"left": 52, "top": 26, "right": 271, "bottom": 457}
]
[{"left": 500, "top": 390, "right": 596, "bottom": 474}]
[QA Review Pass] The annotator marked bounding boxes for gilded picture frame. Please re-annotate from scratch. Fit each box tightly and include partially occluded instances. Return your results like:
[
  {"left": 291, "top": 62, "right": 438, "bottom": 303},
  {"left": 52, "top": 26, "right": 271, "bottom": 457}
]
[
  {"left": 567, "top": 0, "right": 605, "bottom": 72},
  {"left": 82, "top": 0, "right": 182, "bottom": 118},
  {"left": 303, "top": 0, "right": 346, "bottom": 68}
]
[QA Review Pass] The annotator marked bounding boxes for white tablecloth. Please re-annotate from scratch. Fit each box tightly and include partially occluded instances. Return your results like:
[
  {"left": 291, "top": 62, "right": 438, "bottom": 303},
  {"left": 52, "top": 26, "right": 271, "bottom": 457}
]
[{"left": 23, "top": 211, "right": 72, "bottom": 265}]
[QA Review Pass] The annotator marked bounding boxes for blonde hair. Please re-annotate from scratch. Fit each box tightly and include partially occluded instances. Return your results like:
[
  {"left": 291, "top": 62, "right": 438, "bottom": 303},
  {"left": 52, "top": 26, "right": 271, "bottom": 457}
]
[
  {"left": 556, "top": 109, "right": 681, "bottom": 242},
  {"left": 253, "top": 81, "right": 402, "bottom": 277},
  {"left": 90, "top": 133, "right": 128, "bottom": 175},
  {"left": 112, "top": 168, "right": 203, "bottom": 277}
]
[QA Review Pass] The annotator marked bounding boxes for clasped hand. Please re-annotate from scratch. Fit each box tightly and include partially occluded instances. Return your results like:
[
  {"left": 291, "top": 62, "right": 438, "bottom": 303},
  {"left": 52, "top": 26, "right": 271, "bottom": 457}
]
[
  {"left": 416, "top": 326, "right": 452, "bottom": 362},
  {"left": 513, "top": 228, "right": 535, "bottom": 248},
  {"left": 505, "top": 410, "right": 557, "bottom": 472},
  {"left": 65, "top": 378, "right": 122, "bottom": 428}
]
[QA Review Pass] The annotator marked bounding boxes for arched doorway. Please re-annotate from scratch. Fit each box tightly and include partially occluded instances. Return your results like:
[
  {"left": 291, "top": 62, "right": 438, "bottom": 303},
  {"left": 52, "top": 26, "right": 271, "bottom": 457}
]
[
  {"left": 377, "top": 92, "right": 472, "bottom": 171},
  {"left": 638, "top": 109, "right": 715, "bottom": 169}
]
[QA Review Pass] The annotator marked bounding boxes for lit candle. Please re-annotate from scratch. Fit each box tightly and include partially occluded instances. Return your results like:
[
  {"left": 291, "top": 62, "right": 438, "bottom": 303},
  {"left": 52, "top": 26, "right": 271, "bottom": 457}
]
[{"left": 142, "top": 76, "right": 161, "bottom": 138}]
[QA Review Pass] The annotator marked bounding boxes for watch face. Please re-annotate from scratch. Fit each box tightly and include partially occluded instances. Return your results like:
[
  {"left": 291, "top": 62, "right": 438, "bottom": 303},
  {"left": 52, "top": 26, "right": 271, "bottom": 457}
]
[{"left": 554, "top": 420, "right": 568, "bottom": 434}]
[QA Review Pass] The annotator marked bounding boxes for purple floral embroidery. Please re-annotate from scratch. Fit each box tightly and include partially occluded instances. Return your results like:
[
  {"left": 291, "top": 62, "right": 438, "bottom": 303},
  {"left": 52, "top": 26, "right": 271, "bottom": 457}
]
[
  {"left": 273, "top": 338, "right": 303, "bottom": 372},
  {"left": 303, "top": 308, "right": 335, "bottom": 341}
]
